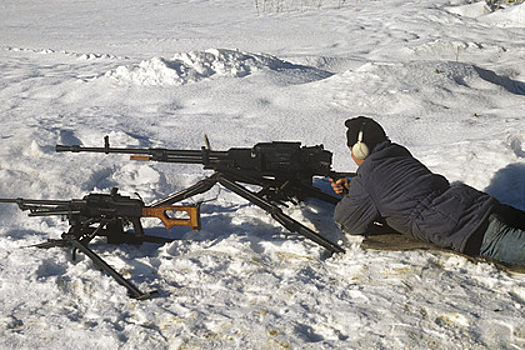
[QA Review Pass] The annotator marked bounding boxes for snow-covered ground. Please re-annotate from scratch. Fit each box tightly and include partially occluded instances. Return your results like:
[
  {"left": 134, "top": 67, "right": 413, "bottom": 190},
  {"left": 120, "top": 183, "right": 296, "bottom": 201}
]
[{"left": 0, "top": 0, "right": 524, "bottom": 348}]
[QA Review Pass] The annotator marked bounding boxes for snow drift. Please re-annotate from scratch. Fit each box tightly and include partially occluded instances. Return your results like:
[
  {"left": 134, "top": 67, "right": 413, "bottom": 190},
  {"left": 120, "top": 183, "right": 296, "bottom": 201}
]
[{"left": 105, "top": 49, "right": 333, "bottom": 86}]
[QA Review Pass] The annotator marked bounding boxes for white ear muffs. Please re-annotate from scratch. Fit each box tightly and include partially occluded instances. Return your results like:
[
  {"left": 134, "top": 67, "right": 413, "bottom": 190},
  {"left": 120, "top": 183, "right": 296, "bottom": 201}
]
[{"left": 352, "top": 130, "right": 369, "bottom": 160}]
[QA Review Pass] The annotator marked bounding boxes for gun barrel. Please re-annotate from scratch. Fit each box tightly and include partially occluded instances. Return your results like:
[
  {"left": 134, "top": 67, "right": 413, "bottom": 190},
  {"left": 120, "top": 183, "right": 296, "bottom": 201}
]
[
  {"left": 56, "top": 144, "right": 154, "bottom": 155},
  {"left": 0, "top": 198, "right": 20, "bottom": 204},
  {"left": 55, "top": 142, "right": 231, "bottom": 165},
  {"left": 0, "top": 198, "right": 72, "bottom": 206},
  {"left": 28, "top": 210, "right": 81, "bottom": 216}
]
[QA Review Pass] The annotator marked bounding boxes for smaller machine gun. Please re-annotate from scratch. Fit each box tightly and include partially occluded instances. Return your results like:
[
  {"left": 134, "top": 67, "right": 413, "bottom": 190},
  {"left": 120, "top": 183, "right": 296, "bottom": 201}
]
[
  {"left": 0, "top": 188, "right": 200, "bottom": 299},
  {"left": 56, "top": 136, "right": 355, "bottom": 255}
]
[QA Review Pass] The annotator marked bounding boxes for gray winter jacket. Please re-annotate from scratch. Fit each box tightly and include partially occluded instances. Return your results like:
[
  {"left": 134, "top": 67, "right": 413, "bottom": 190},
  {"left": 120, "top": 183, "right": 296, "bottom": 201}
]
[{"left": 334, "top": 140, "right": 495, "bottom": 252}]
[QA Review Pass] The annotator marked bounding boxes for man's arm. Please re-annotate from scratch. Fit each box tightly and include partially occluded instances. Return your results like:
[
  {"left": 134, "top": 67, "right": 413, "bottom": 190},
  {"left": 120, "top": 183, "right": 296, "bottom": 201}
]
[{"left": 333, "top": 179, "right": 380, "bottom": 235}]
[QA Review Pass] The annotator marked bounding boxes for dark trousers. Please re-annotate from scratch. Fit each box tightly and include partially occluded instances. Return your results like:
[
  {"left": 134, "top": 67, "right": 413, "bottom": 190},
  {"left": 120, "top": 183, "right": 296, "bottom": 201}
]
[{"left": 478, "top": 204, "right": 525, "bottom": 266}]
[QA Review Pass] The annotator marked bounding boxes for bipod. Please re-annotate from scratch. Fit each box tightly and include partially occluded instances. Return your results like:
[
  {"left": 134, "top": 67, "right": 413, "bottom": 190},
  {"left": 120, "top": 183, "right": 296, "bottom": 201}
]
[
  {"left": 28, "top": 220, "right": 158, "bottom": 300},
  {"left": 150, "top": 172, "right": 345, "bottom": 254}
]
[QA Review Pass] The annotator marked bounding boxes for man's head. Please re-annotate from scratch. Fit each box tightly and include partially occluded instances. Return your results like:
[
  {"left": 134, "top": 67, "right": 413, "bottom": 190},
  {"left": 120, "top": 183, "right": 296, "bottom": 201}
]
[{"left": 345, "top": 116, "right": 388, "bottom": 162}]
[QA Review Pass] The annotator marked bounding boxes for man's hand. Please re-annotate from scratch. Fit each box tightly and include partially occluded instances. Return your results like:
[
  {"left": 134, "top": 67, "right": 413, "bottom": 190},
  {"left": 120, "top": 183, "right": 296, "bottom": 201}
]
[{"left": 329, "top": 177, "right": 350, "bottom": 196}]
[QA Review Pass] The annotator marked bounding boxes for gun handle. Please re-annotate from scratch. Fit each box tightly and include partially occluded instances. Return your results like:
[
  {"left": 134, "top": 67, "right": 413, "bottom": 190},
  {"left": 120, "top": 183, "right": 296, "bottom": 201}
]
[{"left": 142, "top": 205, "right": 201, "bottom": 231}]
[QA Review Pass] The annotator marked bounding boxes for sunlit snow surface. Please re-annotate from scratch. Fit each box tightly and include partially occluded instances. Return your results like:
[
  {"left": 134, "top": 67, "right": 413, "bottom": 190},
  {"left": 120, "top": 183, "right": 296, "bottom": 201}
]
[{"left": 0, "top": 0, "right": 524, "bottom": 349}]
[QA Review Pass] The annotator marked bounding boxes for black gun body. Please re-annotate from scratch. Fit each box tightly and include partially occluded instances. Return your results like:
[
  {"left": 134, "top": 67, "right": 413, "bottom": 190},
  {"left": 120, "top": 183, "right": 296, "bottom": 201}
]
[
  {"left": 57, "top": 141, "right": 331, "bottom": 169},
  {"left": 57, "top": 141, "right": 334, "bottom": 187}
]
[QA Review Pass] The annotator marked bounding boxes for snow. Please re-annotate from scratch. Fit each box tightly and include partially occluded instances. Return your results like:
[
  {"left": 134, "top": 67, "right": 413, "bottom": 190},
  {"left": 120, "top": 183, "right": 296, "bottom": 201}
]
[{"left": 0, "top": 0, "right": 524, "bottom": 349}]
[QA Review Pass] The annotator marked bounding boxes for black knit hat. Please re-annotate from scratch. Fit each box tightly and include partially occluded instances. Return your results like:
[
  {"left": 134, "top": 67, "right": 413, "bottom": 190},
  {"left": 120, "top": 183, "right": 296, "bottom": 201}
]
[{"left": 345, "top": 116, "right": 388, "bottom": 151}]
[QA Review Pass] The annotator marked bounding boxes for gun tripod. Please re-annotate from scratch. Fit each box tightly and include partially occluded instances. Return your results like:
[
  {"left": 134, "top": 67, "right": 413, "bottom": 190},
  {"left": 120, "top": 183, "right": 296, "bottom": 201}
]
[
  {"left": 150, "top": 171, "right": 345, "bottom": 255},
  {"left": 32, "top": 217, "right": 181, "bottom": 300}
]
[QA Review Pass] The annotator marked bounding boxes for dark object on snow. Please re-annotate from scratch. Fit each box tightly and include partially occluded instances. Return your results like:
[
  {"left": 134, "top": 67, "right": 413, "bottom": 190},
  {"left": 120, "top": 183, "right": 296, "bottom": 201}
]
[
  {"left": 0, "top": 188, "right": 200, "bottom": 299},
  {"left": 56, "top": 136, "right": 354, "bottom": 255}
]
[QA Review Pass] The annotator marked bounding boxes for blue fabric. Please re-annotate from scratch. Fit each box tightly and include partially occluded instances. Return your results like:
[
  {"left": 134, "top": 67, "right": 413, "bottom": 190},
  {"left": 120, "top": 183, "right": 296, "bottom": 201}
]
[
  {"left": 479, "top": 214, "right": 525, "bottom": 266},
  {"left": 334, "top": 140, "right": 496, "bottom": 252}
]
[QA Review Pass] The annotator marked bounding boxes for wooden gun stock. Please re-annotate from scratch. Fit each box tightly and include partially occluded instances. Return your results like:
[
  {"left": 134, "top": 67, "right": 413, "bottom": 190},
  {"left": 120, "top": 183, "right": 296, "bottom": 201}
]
[{"left": 142, "top": 205, "right": 201, "bottom": 231}]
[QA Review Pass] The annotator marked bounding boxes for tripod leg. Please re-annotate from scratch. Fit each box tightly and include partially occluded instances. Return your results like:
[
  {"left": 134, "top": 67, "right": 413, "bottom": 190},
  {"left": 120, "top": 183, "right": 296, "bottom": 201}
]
[
  {"left": 67, "top": 237, "right": 156, "bottom": 300},
  {"left": 216, "top": 174, "right": 345, "bottom": 254},
  {"left": 150, "top": 173, "right": 219, "bottom": 207}
]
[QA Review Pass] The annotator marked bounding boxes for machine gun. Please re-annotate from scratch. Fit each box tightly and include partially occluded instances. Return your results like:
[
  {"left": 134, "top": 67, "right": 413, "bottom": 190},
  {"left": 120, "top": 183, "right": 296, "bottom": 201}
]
[
  {"left": 56, "top": 136, "right": 354, "bottom": 255},
  {"left": 0, "top": 188, "right": 200, "bottom": 299}
]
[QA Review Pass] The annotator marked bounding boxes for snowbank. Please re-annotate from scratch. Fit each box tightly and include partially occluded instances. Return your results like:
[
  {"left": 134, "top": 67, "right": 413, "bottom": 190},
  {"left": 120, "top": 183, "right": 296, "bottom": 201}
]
[
  {"left": 445, "top": 1, "right": 525, "bottom": 27},
  {"left": 105, "top": 49, "right": 333, "bottom": 86}
]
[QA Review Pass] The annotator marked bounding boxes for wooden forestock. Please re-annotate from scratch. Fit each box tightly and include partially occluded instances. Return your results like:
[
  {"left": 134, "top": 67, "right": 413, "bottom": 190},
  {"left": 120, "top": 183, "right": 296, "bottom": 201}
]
[{"left": 142, "top": 205, "right": 201, "bottom": 231}]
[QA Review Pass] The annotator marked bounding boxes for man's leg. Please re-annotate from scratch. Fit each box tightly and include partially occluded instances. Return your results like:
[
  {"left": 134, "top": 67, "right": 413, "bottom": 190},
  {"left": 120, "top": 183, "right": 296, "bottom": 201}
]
[{"left": 479, "top": 214, "right": 525, "bottom": 266}]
